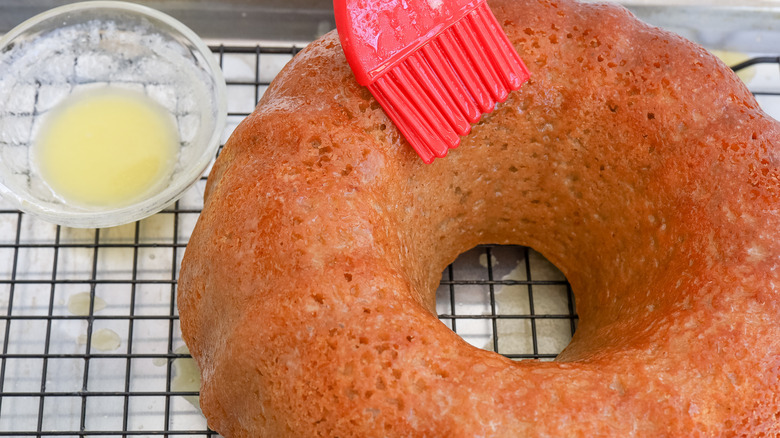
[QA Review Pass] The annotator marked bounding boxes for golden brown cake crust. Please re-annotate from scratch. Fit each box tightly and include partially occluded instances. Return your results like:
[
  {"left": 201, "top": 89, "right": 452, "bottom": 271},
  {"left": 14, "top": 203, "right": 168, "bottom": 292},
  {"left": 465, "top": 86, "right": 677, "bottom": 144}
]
[{"left": 178, "top": 0, "right": 780, "bottom": 435}]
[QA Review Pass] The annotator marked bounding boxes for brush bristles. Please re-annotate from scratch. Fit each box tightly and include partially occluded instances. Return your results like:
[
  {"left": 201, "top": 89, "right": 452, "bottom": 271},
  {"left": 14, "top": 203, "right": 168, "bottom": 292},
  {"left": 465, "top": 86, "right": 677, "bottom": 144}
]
[{"left": 368, "top": 1, "right": 530, "bottom": 164}]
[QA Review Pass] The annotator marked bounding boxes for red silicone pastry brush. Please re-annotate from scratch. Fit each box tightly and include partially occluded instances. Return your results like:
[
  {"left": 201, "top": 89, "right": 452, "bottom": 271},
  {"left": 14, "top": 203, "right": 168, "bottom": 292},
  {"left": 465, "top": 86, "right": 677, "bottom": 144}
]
[{"left": 334, "top": 0, "right": 530, "bottom": 163}]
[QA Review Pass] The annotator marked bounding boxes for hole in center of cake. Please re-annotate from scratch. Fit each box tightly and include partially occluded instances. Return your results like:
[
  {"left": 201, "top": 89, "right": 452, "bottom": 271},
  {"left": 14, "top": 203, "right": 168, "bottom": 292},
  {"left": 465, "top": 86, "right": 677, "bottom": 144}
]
[{"left": 435, "top": 245, "right": 578, "bottom": 361}]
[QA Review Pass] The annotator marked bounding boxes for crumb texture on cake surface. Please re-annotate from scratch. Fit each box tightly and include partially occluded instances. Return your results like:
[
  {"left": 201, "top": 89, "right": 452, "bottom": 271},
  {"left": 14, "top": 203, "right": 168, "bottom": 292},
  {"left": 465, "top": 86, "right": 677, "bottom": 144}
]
[{"left": 178, "top": 0, "right": 780, "bottom": 436}]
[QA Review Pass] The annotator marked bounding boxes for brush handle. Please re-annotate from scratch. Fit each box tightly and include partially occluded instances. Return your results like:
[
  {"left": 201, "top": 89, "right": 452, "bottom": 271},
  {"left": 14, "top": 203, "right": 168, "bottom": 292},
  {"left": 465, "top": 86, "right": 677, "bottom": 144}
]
[{"left": 335, "top": 0, "right": 484, "bottom": 86}]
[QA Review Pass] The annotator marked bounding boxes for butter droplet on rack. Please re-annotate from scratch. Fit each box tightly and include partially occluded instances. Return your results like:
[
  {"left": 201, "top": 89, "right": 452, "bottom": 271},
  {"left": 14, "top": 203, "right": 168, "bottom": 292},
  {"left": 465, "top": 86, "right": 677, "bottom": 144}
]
[
  {"left": 67, "top": 292, "right": 106, "bottom": 316},
  {"left": 709, "top": 50, "right": 756, "bottom": 84},
  {"left": 91, "top": 328, "right": 121, "bottom": 351},
  {"left": 76, "top": 328, "right": 121, "bottom": 350},
  {"left": 483, "top": 261, "right": 532, "bottom": 353},
  {"left": 478, "top": 253, "right": 498, "bottom": 268},
  {"left": 172, "top": 345, "right": 202, "bottom": 410}
]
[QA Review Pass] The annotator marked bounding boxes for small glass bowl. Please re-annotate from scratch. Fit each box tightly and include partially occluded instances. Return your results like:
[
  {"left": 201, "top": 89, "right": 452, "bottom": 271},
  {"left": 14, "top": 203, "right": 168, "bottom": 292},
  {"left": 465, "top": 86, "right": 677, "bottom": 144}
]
[{"left": 0, "top": 1, "right": 227, "bottom": 228}]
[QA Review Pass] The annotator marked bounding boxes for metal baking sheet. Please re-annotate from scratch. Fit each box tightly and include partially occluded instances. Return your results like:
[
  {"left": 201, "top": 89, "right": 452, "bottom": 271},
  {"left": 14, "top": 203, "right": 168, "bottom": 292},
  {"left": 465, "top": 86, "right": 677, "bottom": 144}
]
[{"left": 2, "top": 0, "right": 780, "bottom": 48}]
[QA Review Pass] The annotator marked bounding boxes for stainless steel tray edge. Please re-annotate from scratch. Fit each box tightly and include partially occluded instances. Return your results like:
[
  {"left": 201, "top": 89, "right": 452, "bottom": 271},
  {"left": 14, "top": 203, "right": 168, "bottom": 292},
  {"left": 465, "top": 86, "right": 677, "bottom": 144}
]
[{"left": 2, "top": 1, "right": 779, "bottom": 52}]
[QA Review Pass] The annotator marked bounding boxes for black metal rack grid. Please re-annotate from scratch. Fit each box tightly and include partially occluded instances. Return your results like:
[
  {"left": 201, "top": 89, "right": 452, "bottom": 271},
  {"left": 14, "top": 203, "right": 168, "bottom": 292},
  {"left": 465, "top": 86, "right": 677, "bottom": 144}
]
[{"left": 0, "top": 43, "right": 778, "bottom": 437}]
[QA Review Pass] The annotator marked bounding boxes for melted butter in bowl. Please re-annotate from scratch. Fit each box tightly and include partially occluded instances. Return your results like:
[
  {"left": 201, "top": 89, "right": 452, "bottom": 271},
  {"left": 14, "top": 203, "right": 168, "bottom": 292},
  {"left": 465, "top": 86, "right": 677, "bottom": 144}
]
[{"left": 34, "top": 87, "right": 179, "bottom": 209}]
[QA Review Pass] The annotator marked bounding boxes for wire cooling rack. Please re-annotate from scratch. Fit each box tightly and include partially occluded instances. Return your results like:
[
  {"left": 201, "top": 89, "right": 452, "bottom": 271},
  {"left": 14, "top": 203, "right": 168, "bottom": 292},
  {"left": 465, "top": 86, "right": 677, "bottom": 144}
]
[{"left": 0, "top": 42, "right": 779, "bottom": 436}]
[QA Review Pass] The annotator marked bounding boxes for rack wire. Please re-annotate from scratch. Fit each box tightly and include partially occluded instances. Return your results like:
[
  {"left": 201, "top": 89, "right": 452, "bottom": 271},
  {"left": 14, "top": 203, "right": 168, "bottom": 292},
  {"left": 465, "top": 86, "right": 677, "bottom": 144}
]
[{"left": 0, "top": 42, "right": 778, "bottom": 437}]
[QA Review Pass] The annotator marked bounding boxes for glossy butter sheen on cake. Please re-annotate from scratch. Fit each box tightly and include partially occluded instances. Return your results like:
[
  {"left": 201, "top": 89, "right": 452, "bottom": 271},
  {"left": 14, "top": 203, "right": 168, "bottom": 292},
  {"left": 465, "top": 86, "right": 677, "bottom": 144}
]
[{"left": 178, "top": 0, "right": 780, "bottom": 435}]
